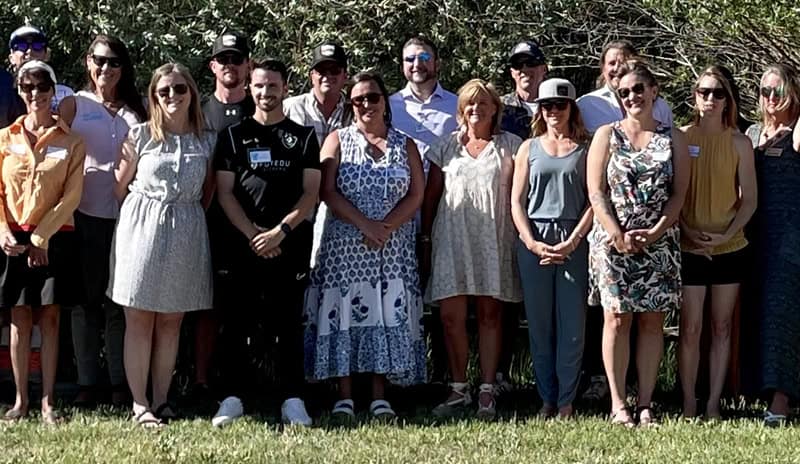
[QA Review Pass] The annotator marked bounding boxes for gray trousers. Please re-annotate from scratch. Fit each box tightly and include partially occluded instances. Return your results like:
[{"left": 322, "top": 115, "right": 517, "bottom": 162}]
[
  {"left": 517, "top": 219, "right": 587, "bottom": 407},
  {"left": 71, "top": 211, "right": 125, "bottom": 387}
]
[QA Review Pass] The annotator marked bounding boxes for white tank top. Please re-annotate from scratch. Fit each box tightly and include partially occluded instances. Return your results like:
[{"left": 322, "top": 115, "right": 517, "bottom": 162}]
[{"left": 71, "top": 90, "right": 141, "bottom": 218}]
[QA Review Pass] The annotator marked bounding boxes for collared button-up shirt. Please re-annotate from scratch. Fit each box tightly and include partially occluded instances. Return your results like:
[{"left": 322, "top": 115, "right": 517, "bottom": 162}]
[
  {"left": 501, "top": 92, "right": 537, "bottom": 140},
  {"left": 283, "top": 92, "right": 352, "bottom": 146},
  {"left": 0, "top": 115, "right": 85, "bottom": 248},
  {"left": 577, "top": 85, "right": 674, "bottom": 134},
  {"left": 389, "top": 82, "right": 458, "bottom": 157}
]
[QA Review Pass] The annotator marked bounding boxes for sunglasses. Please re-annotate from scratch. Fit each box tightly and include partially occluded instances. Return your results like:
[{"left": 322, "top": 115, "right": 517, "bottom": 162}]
[
  {"left": 540, "top": 100, "right": 570, "bottom": 111},
  {"left": 760, "top": 86, "right": 785, "bottom": 98},
  {"left": 696, "top": 87, "right": 727, "bottom": 100},
  {"left": 156, "top": 83, "right": 189, "bottom": 98},
  {"left": 91, "top": 54, "right": 123, "bottom": 68},
  {"left": 617, "top": 82, "right": 646, "bottom": 99},
  {"left": 19, "top": 82, "right": 53, "bottom": 93},
  {"left": 214, "top": 54, "right": 245, "bottom": 66},
  {"left": 403, "top": 52, "right": 432, "bottom": 63},
  {"left": 510, "top": 59, "right": 542, "bottom": 70},
  {"left": 350, "top": 92, "right": 382, "bottom": 107},
  {"left": 313, "top": 64, "right": 343, "bottom": 76},
  {"left": 11, "top": 41, "right": 46, "bottom": 53}
]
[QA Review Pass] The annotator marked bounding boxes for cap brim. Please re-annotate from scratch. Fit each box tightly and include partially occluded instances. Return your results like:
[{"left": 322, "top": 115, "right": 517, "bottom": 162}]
[
  {"left": 211, "top": 47, "right": 248, "bottom": 59},
  {"left": 534, "top": 96, "right": 574, "bottom": 103},
  {"left": 509, "top": 52, "right": 545, "bottom": 65},
  {"left": 310, "top": 57, "right": 345, "bottom": 69}
]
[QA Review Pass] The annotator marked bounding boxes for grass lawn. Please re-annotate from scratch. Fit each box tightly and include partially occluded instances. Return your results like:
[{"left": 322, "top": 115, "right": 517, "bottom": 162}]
[{"left": 2, "top": 401, "right": 799, "bottom": 464}]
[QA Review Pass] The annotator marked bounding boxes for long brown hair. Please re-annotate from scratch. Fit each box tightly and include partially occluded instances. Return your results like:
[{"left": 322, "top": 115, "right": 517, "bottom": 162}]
[
  {"left": 596, "top": 40, "right": 637, "bottom": 88},
  {"left": 530, "top": 100, "right": 590, "bottom": 143},
  {"left": 691, "top": 66, "right": 737, "bottom": 129},
  {"left": 85, "top": 35, "right": 147, "bottom": 121},
  {"left": 147, "top": 63, "right": 204, "bottom": 143}
]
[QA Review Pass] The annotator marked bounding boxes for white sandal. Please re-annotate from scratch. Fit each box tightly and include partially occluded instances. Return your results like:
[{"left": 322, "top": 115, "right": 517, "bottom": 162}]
[
  {"left": 369, "top": 400, "right": 396, "bottom": 420},
  {"left": 432, "top": 382, "right": 472, "bottom": 418},
  {"left": 476, "top": 383, "right": 497, "bottom": 420},
  {"left": 332, "top": 399, "right": 355, "bottom": 418},
  {"left": 764, "top": 410, "right": 787, "bottom": 428}
]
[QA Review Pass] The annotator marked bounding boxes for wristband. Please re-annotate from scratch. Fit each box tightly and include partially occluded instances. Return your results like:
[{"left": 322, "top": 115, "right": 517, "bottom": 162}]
[{"left": 280, "top": 222, "right": 292, "bottom": 235}]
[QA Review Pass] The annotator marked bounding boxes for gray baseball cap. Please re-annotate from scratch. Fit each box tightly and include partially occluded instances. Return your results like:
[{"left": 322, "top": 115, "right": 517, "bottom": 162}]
[{"left": 534, "top": 78, "right": 576, "bottom": 102}]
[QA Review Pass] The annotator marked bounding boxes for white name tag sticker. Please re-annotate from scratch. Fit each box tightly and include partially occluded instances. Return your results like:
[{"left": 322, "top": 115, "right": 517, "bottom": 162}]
[
  {"left": 248, "top": 148, "right": 272, "bottom": 164},
  {"left": 765, "top": 147, "right": 783, "bottom": 157},
  {"left": 387, "top": 167, "right": 409, "bottom": 178},
  {"left": 651, "top": 151, "right": 671, "bottom": 162},
  {"left": 688, "top": 145, "right": 700, "bottom": 158},
  {"left": 45, "top": 146, "right": 68, "bottom": 160}
]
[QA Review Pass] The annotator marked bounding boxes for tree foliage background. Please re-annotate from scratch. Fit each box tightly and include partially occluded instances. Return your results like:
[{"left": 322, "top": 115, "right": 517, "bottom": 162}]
[{"left": 1, "top": 0, "right": 799, "bottom": 124}]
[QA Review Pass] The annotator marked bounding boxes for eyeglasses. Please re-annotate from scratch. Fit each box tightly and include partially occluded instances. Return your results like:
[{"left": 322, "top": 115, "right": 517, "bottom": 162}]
[
  {"left": 540, "top": 100, "right": 569, "bottom": 111},
  {"left": 156, "top": 84, "right": 189, "bottom": 98},
  {"left": 696, "top": 87, "right": 727, "bottom": 100},
  {"left": 510, "top": 59, "right": 542, "bottom": 70},
  {"left": 760, "top": 86, "right": 785, "bottom": 98},
  {"left": 11, "top": 41, "right": 46, "bottom": 53},
  {"left": 403, "top": 52, "right": 432, "bottom": 63},
  {"left": 91, "top": 54, "right": 123, "bottom": 69},
  {"left": 617, "top": 82, "right": 646, "bottom": 99},
  {"left": 350, "top": 92, "right": 382, "bottom": 107},
  {"left": 214, "top": 54, "right": 245, "bottom": 66},
  {"left": 19, "top": 82, "right": 53, "bottom": 93}
]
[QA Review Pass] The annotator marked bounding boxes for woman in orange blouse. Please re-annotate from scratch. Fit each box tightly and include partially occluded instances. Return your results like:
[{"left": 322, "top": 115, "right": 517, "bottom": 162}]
[{"left": 0, "top": 61, "right": 85, "bottom": 424}]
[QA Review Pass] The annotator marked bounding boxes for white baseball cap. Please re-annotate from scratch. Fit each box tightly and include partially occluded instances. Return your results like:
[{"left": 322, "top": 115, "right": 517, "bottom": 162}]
[
  {"left": 17, "top": 59, "right": 57, "bottom": 85},
  {"left": 534, "top": 78, "right": 576, "bottom": 103}
]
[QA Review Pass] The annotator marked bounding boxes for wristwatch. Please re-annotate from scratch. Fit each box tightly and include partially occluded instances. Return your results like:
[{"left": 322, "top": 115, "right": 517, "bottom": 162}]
[{"left": 280, "top": 222, "right": 292, "bottom": 235}]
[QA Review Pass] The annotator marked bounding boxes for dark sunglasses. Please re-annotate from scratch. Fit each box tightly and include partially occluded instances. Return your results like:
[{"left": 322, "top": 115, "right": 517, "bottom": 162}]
[
  {"left": 156, "top": 83, "right": 189, "bottom": 98},
  {"left": 313, "top": 64, "right": 343, "bottom": 76},
  {"left": 510, "top": 59, "right": 543, "bottom": 70},
  {"left": 214, "top": 54, "right": 245, "bottom": 66},
  {"left": 696, "top": 87, "right": 727, "bottom": 100},
  {"left": 91, "top": 54, "right": 123, "bottom": 69},
  {"left": 350, "top": 92, "right": 382, "bottom": 106},
  {"left": 540, "top": 100, "right": 570, "bottom": 111},
  {"left": 760, "top": 86, "right": 786, "bottom": 98},
  {"left": 403, "top": 52, "right": 432, "bottom": 63},
  {"left": 19, "top": 82, "right": 53, "bottom": 93},
  {"left": 11, "top": 41, "right": 46, "bottom": 53},
  {"left": 617, "top": 82, "right": 646, "bottom": 99}
]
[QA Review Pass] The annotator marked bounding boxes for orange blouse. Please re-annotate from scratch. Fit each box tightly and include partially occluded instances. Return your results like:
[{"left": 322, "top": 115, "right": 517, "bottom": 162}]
[{"left": 0, "top": 115, "right": 85, "bottom": 249}]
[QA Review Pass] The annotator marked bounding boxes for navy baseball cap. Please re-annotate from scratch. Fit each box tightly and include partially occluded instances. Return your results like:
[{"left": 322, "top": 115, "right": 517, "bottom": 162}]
[
  {"left": 509, "top": 40, "right": 546, "bottom": 65},
  {"left": 9, "top": 25, "right": 47, "bottom": 51}
]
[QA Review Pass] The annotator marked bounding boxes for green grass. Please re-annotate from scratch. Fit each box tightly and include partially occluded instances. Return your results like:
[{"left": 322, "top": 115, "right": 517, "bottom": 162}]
[{"left": 1, "top": 405, "right": 800, "bottom": 463}]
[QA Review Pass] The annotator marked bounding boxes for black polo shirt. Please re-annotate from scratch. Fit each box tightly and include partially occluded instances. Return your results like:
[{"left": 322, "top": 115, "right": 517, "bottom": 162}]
[{"left": 214, "top": 116, "right": 320, "bottom": 231}]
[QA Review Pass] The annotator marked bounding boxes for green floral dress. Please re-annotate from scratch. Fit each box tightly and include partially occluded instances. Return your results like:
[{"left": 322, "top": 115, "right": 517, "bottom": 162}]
[{"left": 588, "top": 122, "right": 681, "bottom": 313}]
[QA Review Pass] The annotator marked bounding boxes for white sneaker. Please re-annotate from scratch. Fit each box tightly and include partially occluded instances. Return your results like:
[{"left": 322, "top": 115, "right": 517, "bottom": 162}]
[
  {"left": 212, "top": 396, "right": 243, "bottom": 427},
  {"left": 281, "top": 397, "right": 312, "bottom": 426}
]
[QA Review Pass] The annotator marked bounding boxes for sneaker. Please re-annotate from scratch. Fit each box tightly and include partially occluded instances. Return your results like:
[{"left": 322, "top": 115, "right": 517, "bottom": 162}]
[
  {"left": 581, "top": 375, "right": 609, "bottom": 401},
  {"left": 281, "top": 398, "right": 312, "bottom": 426},
  {"left": 495, "top": 373, "right": 513, "bottom": 395},
  {"left": 212, "top": 396, "right": 243, "bottom": 428},
  {"left": 432, "top": 382, "right": 472, "bottom": 418}
]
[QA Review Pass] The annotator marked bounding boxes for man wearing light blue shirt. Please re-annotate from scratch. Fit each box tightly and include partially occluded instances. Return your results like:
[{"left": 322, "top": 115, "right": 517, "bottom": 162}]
[{"left": 389, "top": 36, "right": 457, "bottom": 161}]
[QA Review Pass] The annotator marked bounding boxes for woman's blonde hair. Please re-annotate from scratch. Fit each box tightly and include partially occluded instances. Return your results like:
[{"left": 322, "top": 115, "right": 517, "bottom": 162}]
[
  {"left": 758, "top": 64, "right": 800, "bottom": 126},
  {"left": 456, "top": 79, "right": 503, "bottom": 133},
  {"left": 147, "top": 63, "right": 205, "bottom": 142},
  {"left": 530, "top": 100, "right": 590, "bottom": 143},
  {"left": 691, "top": 66, "right": 737, "bottom": 129}
]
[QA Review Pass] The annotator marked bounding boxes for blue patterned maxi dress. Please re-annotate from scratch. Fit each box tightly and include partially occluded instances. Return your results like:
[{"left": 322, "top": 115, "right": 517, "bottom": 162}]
[{"left": 304, "top": 125, "right": 426, "bottom": 385}]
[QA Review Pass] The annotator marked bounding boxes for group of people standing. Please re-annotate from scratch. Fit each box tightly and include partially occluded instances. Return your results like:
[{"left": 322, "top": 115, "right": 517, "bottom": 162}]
[{"left": 1, "top": 24, "right": 799, "bottom": 430}]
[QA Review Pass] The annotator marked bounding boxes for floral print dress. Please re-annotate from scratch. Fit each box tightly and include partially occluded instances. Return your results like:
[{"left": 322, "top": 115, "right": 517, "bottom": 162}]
[{"left": 588, "top": 122, "right": 681, "bottom": 313}]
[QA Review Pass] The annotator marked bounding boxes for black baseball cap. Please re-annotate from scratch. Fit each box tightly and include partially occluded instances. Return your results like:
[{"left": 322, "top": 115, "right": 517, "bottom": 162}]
[
  {"left": 211, "top": 31, "right": 249, "bottom": 58},
  {"left": 310, "top": 42, "right": 347, "bottom": 70},
  {"left": 508, "top": 40, "right": 546, "bottom": 65},
  {"left": 9, "top": 25, "right": 47, "bottom": 51}
]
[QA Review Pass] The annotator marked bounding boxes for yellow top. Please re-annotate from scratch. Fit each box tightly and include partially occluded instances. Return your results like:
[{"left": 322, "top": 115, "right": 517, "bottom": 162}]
[
  {"left": 680, "top": 126, "right": 747, "bottom": 255},
  {"left": 0, "top": 115, "right": 85, "bottom": 249}
]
